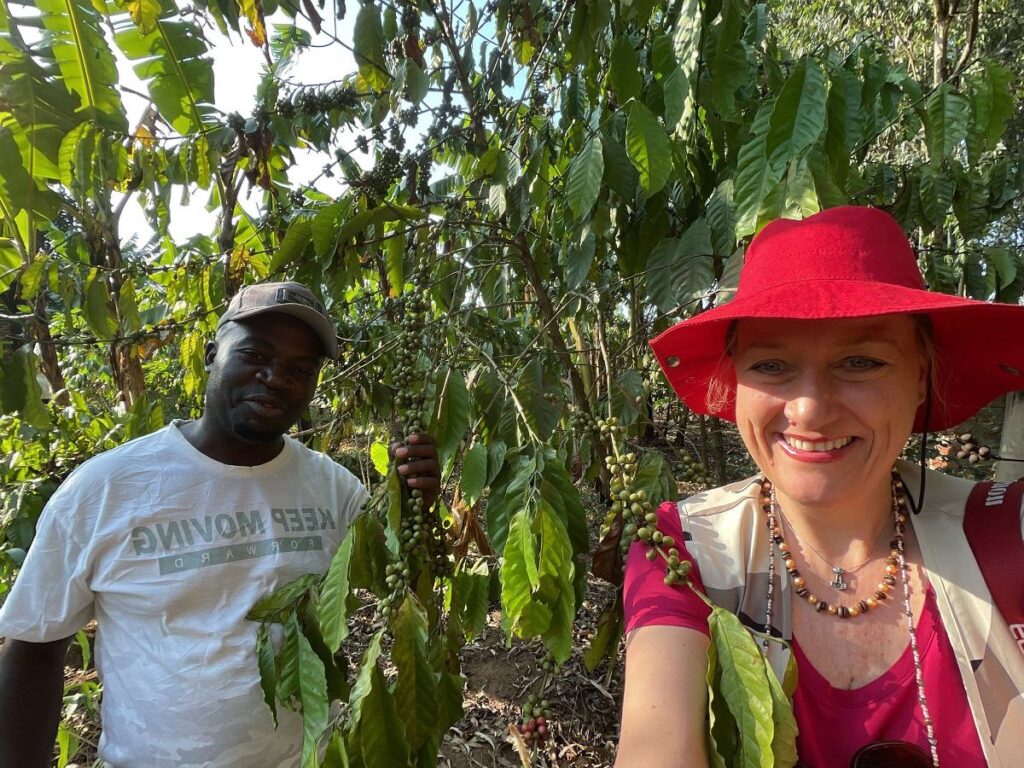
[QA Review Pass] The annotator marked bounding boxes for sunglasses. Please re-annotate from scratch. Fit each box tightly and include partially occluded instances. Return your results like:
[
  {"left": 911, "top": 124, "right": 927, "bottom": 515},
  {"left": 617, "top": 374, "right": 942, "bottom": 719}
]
[{"left": 849, "top": 740, "right": 932, "bottom": 767}]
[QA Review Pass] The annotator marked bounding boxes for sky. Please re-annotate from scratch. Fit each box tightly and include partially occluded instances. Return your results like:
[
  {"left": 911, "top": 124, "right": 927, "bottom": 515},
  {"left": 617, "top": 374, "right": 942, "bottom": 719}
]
[{"left": 114, "top": 9, "right": 360, "bottom": 242}]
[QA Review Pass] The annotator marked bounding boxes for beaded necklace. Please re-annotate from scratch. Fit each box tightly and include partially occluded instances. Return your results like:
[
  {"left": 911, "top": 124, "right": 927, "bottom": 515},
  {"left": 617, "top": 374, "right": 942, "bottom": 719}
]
[{"left": 760, "top": 471, "right": 939, "bottom": 767}]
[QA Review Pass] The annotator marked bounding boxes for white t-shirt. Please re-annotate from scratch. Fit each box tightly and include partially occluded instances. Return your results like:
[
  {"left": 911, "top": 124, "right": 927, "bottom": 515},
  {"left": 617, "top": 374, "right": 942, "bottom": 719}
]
[{"left": 0, "top": 421, "right": 369, "bottom": 767}]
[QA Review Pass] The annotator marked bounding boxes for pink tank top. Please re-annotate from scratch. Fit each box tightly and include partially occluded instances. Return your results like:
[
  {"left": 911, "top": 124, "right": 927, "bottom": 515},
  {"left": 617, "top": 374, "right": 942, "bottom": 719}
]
[{"left": 623, "top": 502, "right": 987, "bottom": 767}]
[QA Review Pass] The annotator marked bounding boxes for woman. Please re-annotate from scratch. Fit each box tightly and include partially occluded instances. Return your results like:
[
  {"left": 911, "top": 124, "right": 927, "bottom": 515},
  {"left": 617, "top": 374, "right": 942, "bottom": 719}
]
[{"left": 616, "top": 206, "right": 1024, "bottom": 767}]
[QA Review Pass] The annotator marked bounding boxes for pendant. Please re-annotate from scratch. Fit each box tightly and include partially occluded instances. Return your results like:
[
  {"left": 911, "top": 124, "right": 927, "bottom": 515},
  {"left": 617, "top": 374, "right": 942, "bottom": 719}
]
[{"left": 830, "top": 567, "right": 848, "bottom": 591}]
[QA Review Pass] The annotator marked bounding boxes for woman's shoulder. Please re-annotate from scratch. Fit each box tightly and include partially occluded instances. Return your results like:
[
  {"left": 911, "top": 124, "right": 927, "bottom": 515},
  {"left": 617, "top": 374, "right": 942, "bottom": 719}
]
[
  {"left": 674, "top": 474, "right": 763, "bottom": 520},
  {"left": 897, "top": 459, "right": 988, "bottom": 519}
]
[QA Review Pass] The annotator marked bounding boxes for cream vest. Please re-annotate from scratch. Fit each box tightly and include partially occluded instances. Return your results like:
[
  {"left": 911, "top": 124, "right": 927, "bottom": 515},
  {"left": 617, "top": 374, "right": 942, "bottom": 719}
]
[{"left": 675, "top": 460, "right": 1024, "bottom": 766}]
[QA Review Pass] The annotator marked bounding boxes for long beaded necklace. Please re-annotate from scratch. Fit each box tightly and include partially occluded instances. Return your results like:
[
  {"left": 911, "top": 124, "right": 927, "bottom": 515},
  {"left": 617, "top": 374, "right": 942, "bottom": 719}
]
[{"left": 760, "top": 471, "right": 940, "bottom": 767}]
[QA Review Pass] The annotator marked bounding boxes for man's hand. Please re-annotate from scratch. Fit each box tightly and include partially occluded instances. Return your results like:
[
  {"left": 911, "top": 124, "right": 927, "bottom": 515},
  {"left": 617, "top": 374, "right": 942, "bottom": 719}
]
[{"left": 392, "top": 432, "right": 441, "bottom": 509}]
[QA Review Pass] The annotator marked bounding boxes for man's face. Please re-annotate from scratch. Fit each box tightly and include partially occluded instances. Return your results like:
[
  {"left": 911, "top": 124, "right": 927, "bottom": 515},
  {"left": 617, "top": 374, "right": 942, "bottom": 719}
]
[{"left": 203, "top": 313, "right": 324, "bottom": 446}]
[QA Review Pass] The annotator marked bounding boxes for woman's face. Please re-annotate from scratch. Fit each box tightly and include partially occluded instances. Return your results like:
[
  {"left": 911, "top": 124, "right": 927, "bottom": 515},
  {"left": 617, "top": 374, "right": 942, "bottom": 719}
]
[{"left": 733, "top": 316, "right": 927, "bottom": 509}]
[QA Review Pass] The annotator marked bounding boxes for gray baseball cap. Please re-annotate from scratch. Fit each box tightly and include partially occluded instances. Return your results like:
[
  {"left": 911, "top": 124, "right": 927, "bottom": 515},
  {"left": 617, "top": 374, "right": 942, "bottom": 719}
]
[{"left": 217, "top": 281, "right": 339, "bottom": 360}]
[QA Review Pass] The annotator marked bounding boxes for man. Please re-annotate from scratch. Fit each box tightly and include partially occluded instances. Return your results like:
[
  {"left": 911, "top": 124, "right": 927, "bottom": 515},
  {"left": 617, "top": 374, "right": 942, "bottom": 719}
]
[{"left": 0, "top": 281, "right": 440, "bottom": 767}]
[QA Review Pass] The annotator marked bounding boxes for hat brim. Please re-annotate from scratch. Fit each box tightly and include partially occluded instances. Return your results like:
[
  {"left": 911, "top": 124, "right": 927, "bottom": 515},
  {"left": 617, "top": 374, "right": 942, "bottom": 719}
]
[
  {"left": 649, "top": 279, "right": 1024, "bottom": 432},
  {"left": 226, "top": 305, "right": 340, "bottom": 360}
]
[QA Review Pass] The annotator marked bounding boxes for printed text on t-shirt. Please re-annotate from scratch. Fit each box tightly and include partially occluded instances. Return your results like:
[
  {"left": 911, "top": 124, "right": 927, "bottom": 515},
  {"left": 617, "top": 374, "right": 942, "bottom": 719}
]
[{"left": 129, "top": 507, "right": 338, "bottom": 574}]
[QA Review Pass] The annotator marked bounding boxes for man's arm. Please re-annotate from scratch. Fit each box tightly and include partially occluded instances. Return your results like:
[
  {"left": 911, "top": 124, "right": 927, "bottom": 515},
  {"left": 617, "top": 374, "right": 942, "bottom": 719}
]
[{"left": 0, "top": 636, "right": 73, "bottom": 768}]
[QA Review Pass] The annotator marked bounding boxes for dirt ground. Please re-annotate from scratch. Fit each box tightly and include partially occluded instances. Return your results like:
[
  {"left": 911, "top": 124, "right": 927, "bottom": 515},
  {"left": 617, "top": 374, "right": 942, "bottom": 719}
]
[{"left": 436, "top": 580, "right": 624, "bottom": 768}]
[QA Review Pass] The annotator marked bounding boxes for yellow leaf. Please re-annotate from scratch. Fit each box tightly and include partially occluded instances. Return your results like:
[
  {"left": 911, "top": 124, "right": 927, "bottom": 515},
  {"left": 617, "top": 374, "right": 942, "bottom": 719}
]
[
  {"left": 127, "top": 0, "right": 161, "bottom": 34},
  {"left": 134, "top": 125, "right": 155, "bottom": 149},
  {"left": 238, "top": 0, "right": 267, "bottom": 47}
]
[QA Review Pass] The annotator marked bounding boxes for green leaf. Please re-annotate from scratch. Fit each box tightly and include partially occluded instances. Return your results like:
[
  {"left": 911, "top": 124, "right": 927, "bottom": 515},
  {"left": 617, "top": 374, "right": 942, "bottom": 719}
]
[
  {"left": 19, "top": 252, "right": 47, "bottom": 302},
  {"left": 633, "top": 452, "right": 675, "bottom": 506},
  {"left": 354, "top": 2, "right": 388, "bottom": 92},
  {"left": 966, "top": 62, "right": 1013, "bottom": 163},
  {"left": 565, "top": 137, "right": 604, "bottom": 220},
  {"left": 515, "top": 357, "right": 562, "bottom": 440},
  {"left": 56, "top": 121, "right": 94, "bottom": 190},
  {"left": 920, "top": 165, "right": 954, "bottom": 227},
  {"left": 539, "top": 454, "right": 589, "bottom": 558},
  {"left": 708, "top": 41, "right": 750, "bottom": 120},
  {"left": 349, "top": 630, "right": 385, "bottom": 727},
  {"left": 348, "top": 513, "right": 391, "bottom": 592},
  {"left": 765, "top": 652, "right": 799, "bottom": 767},
  {"left": 602, "top": 135, "right": 637, "bottom": 202},
  {"left": 318, "top": 530, "right": 355, "bottom": 652},
  {"left": 385, "top": 233, "right": 405, "bottom": 294},
  {"left": 781, "top": 157, "right": 821, "bottom": 220},
  {"left": 924, "top": 84, "right": 969, "bottom": 164},
  {"left": 35, "top": 0, "right": 126, "bottom": 130},
  {"left": 359, "top": 666, "right": 410, "bottom": 768},
  {"left": 114, "top": 15, "right": 214, "bottom": 134},
  {"left": 500, "top": 498, "right": 577, "bottom": 661},
  {"left": 626, "top": 103, "right": 672, "bottom": 195},
  {"left": 84, "top": 268, "right": 119, "bottom": 341},
  {"left": 337, "top": 203, "right": 426, "bottom": 245},
  {"left": 705, "top": 639, "right": 737, "bottom": 768},
  {"left": 611, "top": 368, "right": 645, "bottom": 427},
  {"left": 370, "top": 440, "right": 390, "bottom": 477},
  {"left": 405, "top": 60, "right": 429, "bottom": 104},
  {"left": 269, "top": 217, "right": 313, "bottom": 274},
  {"left": 824, "top": 66, "right": 862, "bottom": 174},
  {"left": 535, "top": 502, "right": 576, "bottom": 662},
  {"left": 608, "top": 36, "right": 642, "bottom": 101},
  {"left": 322, "top": 733, "right": 349, "bottom": 768},
  {"left": 765, "top": 56, "right": 827, "bottom": 169},
  {"left": 297, "top": 629, "right": 329, "bottom": 768},
  {"left": 709, "top": 607, "right": 774, "bottom": 768},
  {"left": 583, "top": 603, "right": 623, "bottom": 672},
  {"left": 248, "top": 573, "right": 319, "bottom": 622},
  {"left": 985, "top": 247, "right": 1017, "bottom": 293},
  {"left": 117, "top": 280, "right": 142, "bottom": 334},
  {"left": 460, "top": 442, "right": 487, "bottom": 505},
  {"left": 312, "top": 201, "right": 346, "bottom": 258},
  {"left": 662, "top": 66, "right": 687, "bottom": 127},
  {"left": 0, "top": 43, "right": 79, "bottom": 186},
  {"left": 277, "top": 613, "right": 302, "bottom": 702},
  {"left": 706, "top": 181, "right": 736, "bottom": 258},
  {"left": 437, "top": 671, "right": 467, "bottom": 732},
  {"left": 567, "top": 228, "right": 596, "bottom": 290},
  {"left": 451, "top": 559, "right": 489, "bottom": 640},
  {"left": 501, "top": 509, "right": 548, "bottom": 635},
  {"left": 0, "top": 348, "right": 50, "bottom": 429},
  {"left": 256, "top": 623, "right": 278, "bottom": 726},
  {"left": 392, "top": 597, "right": 439, "bottom": 751},
  {"left": 486, "top": 453, "right": 532, "bottom": 553},
  {"left": 734, "top": 101, "right": 780, "bottom": 237},
  {"left": 645, "top": 218, "right": 715, "bottom": 313},
  {"left": 670, "top": 0, "right": 701, "bottom": 135},
  {"left": 430, "top": 366, "right": 470, "bottom": 467}
]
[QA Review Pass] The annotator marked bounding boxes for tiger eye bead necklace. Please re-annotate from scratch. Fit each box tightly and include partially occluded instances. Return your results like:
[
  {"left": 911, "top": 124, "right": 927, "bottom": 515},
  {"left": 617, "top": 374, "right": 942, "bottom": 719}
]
[
  {"left": 760, "top": 471, "right": 939, "bottom": 767},
  {"left": 761, "top": 479, "right": 904, "bottom": 618}
]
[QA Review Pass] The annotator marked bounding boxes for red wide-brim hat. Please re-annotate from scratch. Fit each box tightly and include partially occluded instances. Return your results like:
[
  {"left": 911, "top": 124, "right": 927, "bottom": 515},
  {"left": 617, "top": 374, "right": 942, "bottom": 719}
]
[{"left": 649, "top": 206, "right": 1024, "bottom": 432}]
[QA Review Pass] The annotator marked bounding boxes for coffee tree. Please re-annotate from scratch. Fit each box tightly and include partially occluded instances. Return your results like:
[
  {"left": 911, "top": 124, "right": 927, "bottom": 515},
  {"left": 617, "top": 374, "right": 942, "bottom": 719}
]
[{"left": 0, "top": 0, "right": 1021, "bottom": 764}]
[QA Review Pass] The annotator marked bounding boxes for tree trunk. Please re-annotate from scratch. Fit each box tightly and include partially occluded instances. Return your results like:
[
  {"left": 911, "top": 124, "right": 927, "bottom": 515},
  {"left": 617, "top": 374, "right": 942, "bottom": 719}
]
[
  {"left": 996, "top": 392, "right": 1024, "bottom": 482},
  {"left": 932, "top": 0, "right": 950, "bottom": 86},
  {"left": 30, "top": 290, "right": 69, "bottom": 406},
  {"left": 710, "top": 416, "right": 727, "bottom": 485}
]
